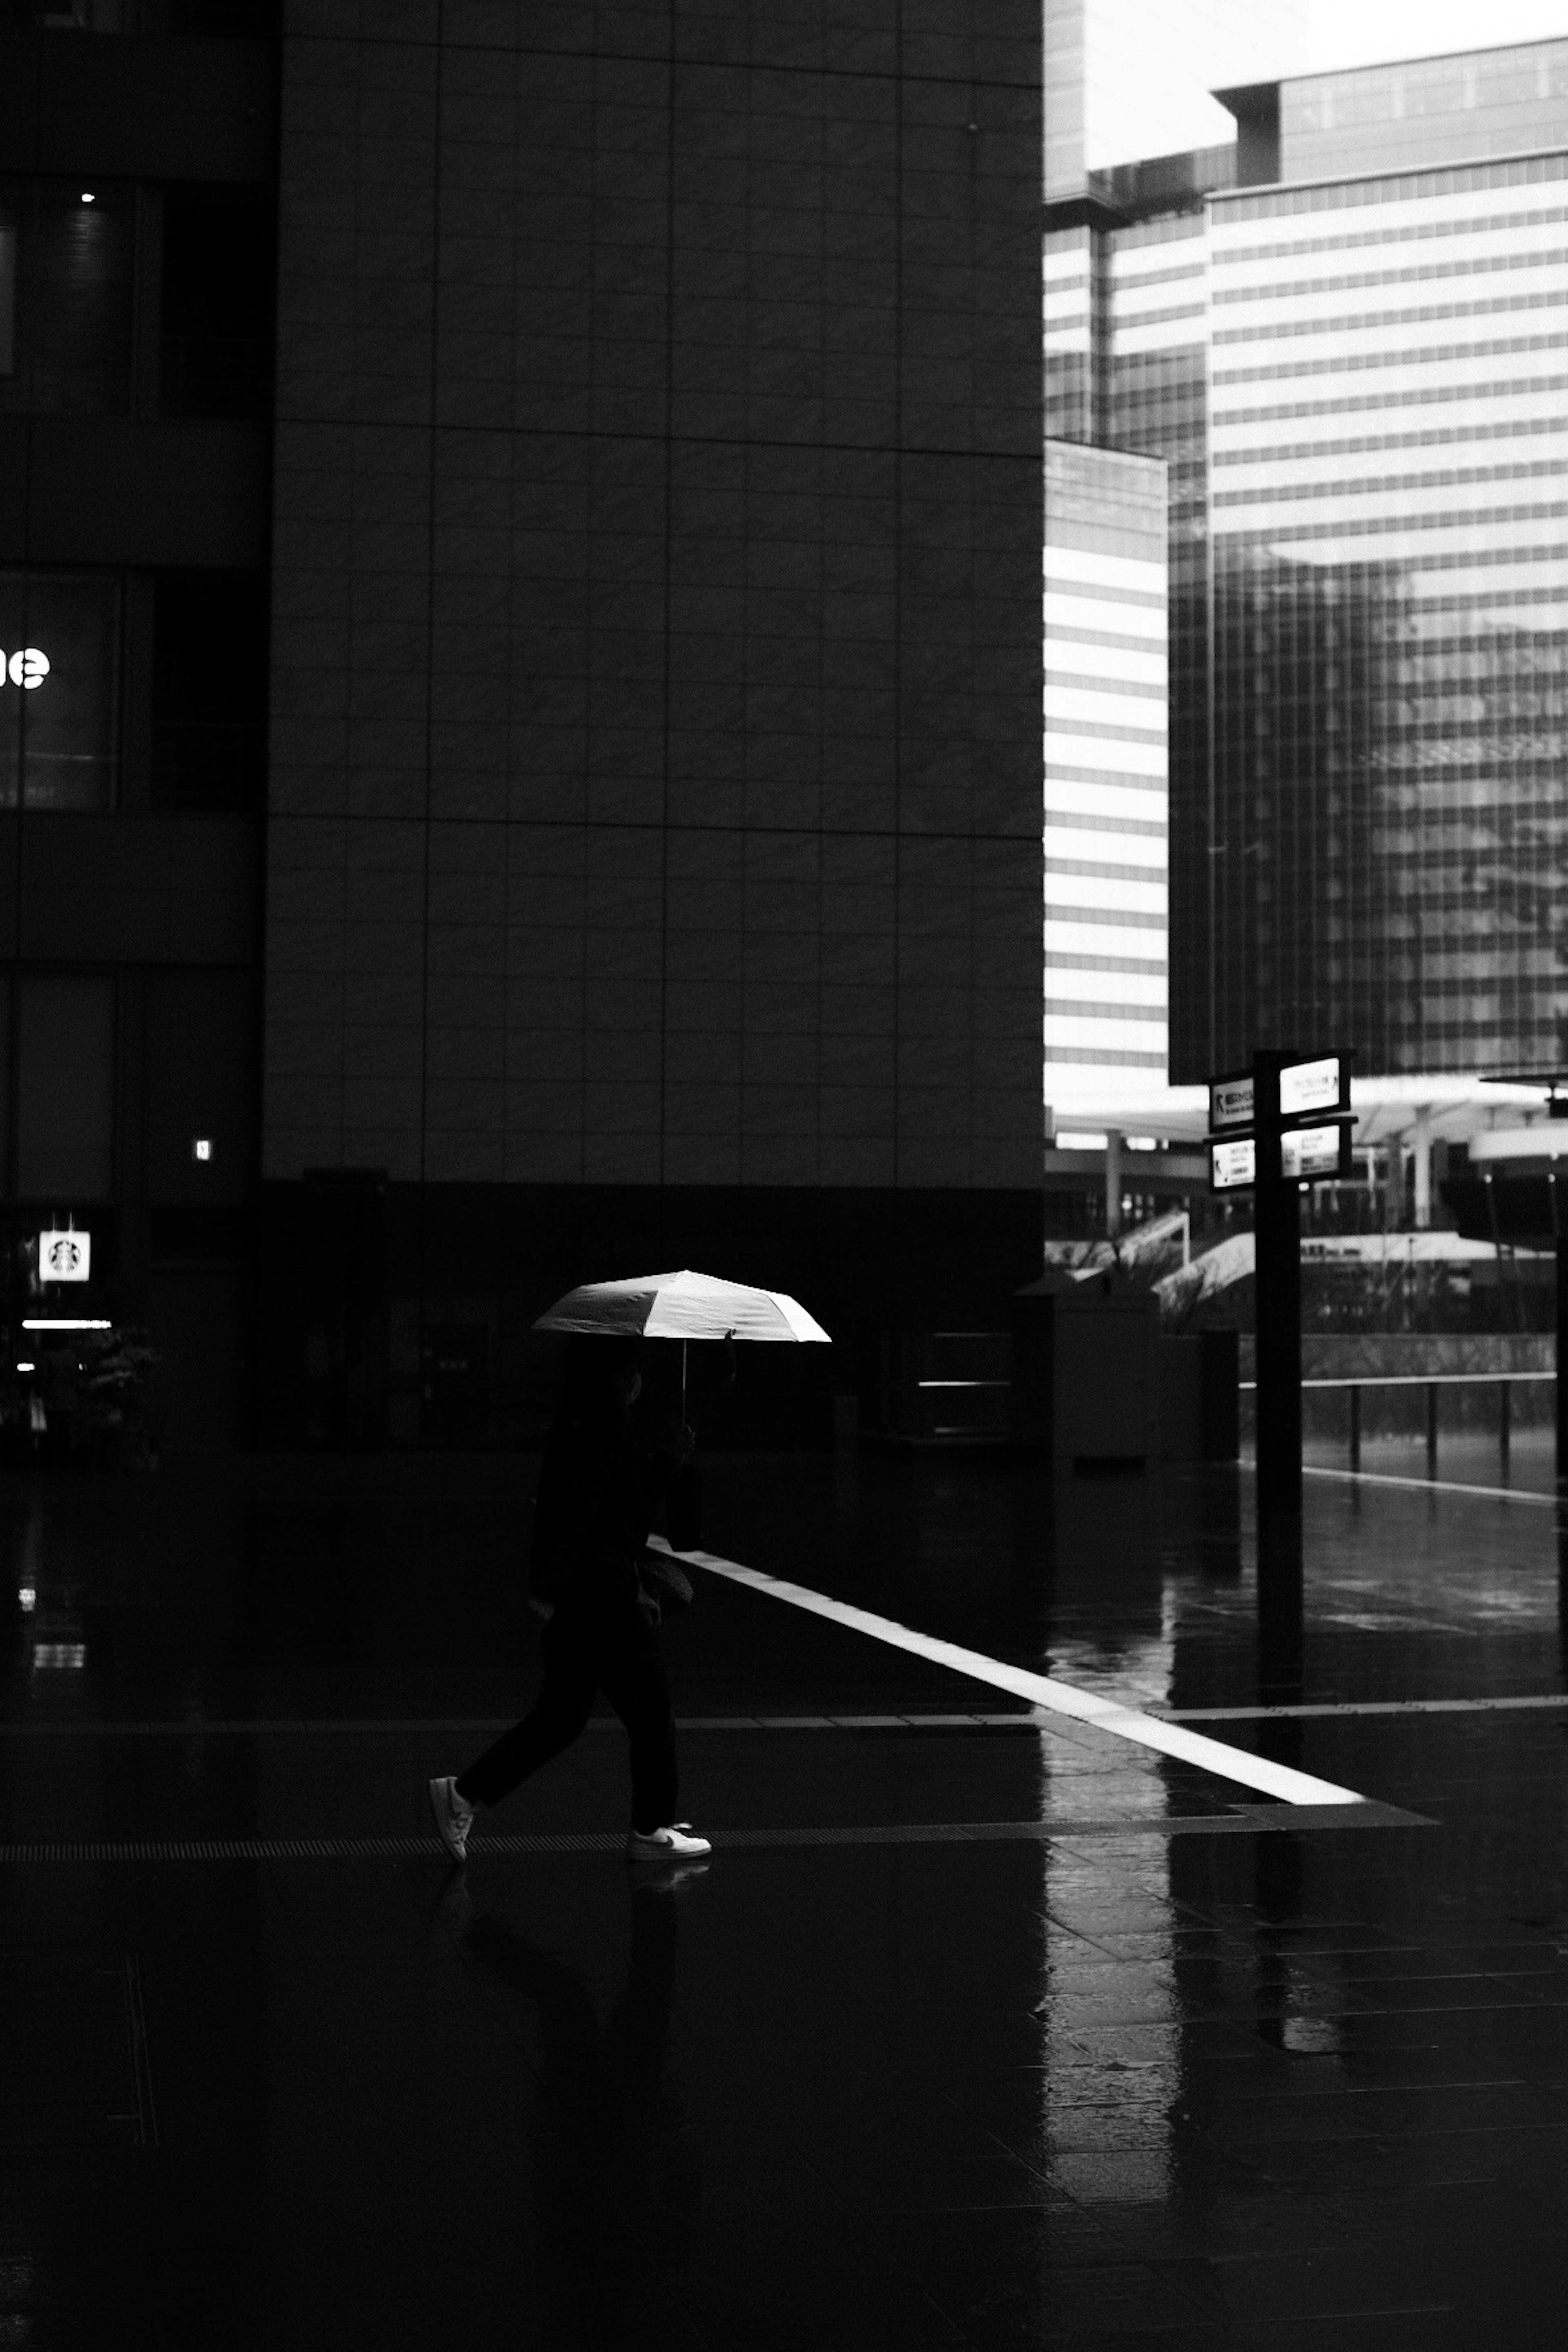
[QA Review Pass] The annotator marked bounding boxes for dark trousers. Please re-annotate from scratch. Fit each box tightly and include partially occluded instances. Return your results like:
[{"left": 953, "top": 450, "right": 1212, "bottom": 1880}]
[{"left": 455, "top": 1605, "right": 677, "bottom": 1835}]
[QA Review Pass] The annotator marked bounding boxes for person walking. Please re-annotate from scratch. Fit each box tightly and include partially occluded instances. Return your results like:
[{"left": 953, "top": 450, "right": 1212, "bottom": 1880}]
[{"left": 428, "top": 1334, "right": 710, "bottom": 1866}]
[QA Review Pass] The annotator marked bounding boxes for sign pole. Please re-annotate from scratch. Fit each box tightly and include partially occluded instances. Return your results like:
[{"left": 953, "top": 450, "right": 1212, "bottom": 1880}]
[{"left": 1252, "top": 1049, "right": 1303, "bottom": 1565}]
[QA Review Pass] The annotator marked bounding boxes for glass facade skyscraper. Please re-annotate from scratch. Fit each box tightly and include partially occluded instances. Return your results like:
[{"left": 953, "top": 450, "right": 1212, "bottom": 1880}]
[{"left": 1048, "top": 36, "right": 1568, "bottom": 1086}]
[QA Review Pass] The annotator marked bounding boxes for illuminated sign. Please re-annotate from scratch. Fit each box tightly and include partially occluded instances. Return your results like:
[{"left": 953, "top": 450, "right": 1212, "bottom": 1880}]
[
  {"left": 1210, "top": 1137, "right": 1256, "bottom": 1192},
  {"left": 1279, "top": 1054, "right": 1347, "bottom": 1119},
  {"left": 38, "top": 1229, "right": 89, "bottom": 1283},
  {"left": 1280, "top": 1123, "right": 1353, "bottom": 1182},
  {"left": 1208, "top": 1073, "right": 1254, "bottom": 1131},
  {"left": 0, "top": 650, "right": 49, "bottom": 689}
]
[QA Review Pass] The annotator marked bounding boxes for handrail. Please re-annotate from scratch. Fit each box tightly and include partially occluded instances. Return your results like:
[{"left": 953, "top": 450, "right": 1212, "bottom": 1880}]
[
  {"left": 1235, "top": 1365, "right": 1548, "bottom": 1473},
  {"left": 1238, "top": 1370, "right": 1552, "bottom": 1392}
]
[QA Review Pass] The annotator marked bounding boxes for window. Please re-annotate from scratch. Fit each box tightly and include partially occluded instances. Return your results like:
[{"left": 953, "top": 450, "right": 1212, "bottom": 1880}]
[
  {"left": 0, "top": 573, "right": 119, "bottom": 811},
  {"left": 16, "top": 976, "right": 115, "bottom": 1203},
  {"left": 0, "top": 2, "right": 124, "bottom": 25},
  {"left": 160, "top": 187, "right": 275, "bottom": 422},
  {"left": 0, "top": 181, "right": 134, "bottom": 416},
  {"left": 151, "top": 572, "right": 267, "bottom": 813}
]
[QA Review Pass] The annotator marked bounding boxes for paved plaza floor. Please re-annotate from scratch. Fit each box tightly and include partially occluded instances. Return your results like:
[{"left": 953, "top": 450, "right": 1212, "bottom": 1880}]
[{"left": 3, "top": 1443, "right": 1568, "bottom": 2346}]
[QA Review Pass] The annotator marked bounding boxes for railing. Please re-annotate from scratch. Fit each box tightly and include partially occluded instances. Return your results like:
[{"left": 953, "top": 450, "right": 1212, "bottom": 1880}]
[{"left": 1237, "top": 1370, "right": 1552, "bottom": 1476}]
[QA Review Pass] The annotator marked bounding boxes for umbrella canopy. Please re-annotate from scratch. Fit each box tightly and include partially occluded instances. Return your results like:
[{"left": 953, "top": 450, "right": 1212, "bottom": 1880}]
[{"left": 533, "top": 1268, "right": 830, "bottom": 1344}]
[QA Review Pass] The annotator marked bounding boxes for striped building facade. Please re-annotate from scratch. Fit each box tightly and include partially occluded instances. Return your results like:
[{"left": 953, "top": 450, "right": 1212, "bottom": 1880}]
[{"left": 1043, "top": 440, "right": 1170, "bottom": 1132}]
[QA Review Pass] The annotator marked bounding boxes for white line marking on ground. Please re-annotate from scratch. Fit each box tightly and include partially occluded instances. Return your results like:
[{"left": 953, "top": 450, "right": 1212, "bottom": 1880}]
[
  {"left": 1160, "top": 1693, "right": 1568, "bottom": 1721},
  {"left": 1300, "top": 1465, "right": 1557, "bottom": 1507},
  {"left": 651, "top": 1539, "right": 1368, "bottom": 1809}
]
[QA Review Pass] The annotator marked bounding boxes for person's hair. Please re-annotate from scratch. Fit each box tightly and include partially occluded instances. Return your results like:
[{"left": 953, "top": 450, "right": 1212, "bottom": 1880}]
[{"left": 554, "top": 1333, "right": 640, "bottom": 1429}]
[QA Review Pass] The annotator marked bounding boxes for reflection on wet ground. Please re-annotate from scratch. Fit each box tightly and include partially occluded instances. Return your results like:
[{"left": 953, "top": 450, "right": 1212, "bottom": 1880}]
[{"left": 2, "top": 1450, "right": 1568, "bottom": 2346}]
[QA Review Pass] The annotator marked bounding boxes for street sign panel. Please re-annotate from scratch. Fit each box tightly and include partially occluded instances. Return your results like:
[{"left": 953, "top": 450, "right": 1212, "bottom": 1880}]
[
  {"left": 1279, "top": 1053, "right": 1348, "bottom": 1120},
  {"left": 1208, "top": 1071, "right": 1254, "bottom": 1131},
  {"left": 1279, "top": 1120, "right": 1354, "bottom": 1182},
  {"left": 1210, "top": 1136, "right": 1256, "bottom": 1192}
]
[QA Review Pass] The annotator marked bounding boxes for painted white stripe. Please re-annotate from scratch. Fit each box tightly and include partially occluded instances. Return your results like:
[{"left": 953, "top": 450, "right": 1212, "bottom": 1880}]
[
  {"left": 1046, "top": 682, "right": 1167, "bottom": 733},
  {"left": 1045, "top": 733, "right": 1168, "bottom": 778},
  {"left": 1045, "top": 1013, "right": 1169, "bottom": 1051},
  {"left": 1044, "top": 545, "right": 1165, "bottom": 597},
  {"left": 651, "top": 1541, "right": 1366, "bottom": 1807},
  {"left": 1299, "top": 1464, "right": 1556, "bottom": 1508},
  {"left": 1045, "top": 639, "right": 1168, "bottom": 688},
  {"left": 1046, "top": 825, "right": 1167, "bottom": 870},
  {"left": 1045, "top": 918, "right": 1167, "bottom": 961},
  {"left": 1044, "top": 589, "right": 1167, "bottom": 641},
  {"left": 1045, "top": 778, "right": 1167, "bottom": 824},
  {"left": 1045, "top": 872, "right": 1167, "bottom": 914}
]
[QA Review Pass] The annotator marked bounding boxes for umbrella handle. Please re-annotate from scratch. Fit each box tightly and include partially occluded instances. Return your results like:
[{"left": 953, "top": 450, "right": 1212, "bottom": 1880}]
[{"left": 682, "top": 1339, "right": 687, "bottom": 1426}]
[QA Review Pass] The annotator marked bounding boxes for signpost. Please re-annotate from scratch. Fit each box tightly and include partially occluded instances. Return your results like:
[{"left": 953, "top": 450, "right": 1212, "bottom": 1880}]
[{"left": 1206, "top": 1049, "right": 1356, "bottom": 1584}]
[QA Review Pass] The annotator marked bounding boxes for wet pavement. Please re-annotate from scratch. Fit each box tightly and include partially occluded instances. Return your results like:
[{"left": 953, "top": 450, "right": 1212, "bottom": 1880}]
[{"left": 4, "top": 1447, "right": 1568, "bottom": 2346}]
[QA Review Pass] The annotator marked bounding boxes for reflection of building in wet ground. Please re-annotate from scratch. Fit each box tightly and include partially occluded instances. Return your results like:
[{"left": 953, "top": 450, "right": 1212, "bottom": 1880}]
[{"left": 1047, "top": 33, "right": 1568, "bottom": 1088}]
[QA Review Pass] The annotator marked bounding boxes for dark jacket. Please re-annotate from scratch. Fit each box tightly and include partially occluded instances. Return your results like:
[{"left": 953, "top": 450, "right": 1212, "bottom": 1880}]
[{"left": 528, "top": 1409, "right": 677, "bottom": 1617}]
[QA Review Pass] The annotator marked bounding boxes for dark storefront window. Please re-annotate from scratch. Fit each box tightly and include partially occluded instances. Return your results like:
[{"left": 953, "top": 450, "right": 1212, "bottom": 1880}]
[
  {"left": 160, "top": 186, "right": 274, "bottom": 422},
  {"left": 0, "top": 3, "right": 123, "bottom": 25},
  {"left": 0, "top": 182, "right": 133, "bottom": 416},
  {"left": 151, "top": 571, "right": 267, "bottom": 812},
  {"left": 0, "top": 573, "right": 119, "bottom": 811},
  {"left": 16, "top": 975, "right": 114, "bottom": 1203}
]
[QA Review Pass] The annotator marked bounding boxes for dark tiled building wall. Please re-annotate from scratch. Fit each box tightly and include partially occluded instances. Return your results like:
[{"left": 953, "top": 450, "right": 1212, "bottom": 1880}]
[{"left": 266, "top": 1, "right": 1043, "bottom": 1194}]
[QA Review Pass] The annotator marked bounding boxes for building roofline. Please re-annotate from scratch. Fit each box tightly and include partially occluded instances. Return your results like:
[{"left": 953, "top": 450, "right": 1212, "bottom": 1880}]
[
  {"left": 1206, "top": 137, "right": 1568, "bottom": 208},
  {"left": 1279, "top": 29, "right": 1568, "bottom": 89}
]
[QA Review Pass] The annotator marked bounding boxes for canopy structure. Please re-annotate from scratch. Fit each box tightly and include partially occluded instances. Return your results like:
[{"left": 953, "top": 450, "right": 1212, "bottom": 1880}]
[
  {"left": 1048, "top": 1074, "right": 1559, "bottom": 1231},
  {"left": 1048, "top": 1074, "right": 1553, "bottom": 1149},
  {"left": 533, "top": 1268, "right": 831, "bottom": 1345}
]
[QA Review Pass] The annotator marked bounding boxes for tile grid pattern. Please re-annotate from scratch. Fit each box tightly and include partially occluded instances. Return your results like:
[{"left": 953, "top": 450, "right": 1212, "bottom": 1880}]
[{"left": 265, "top": 3, "right": 1045, "bottom": 1191}]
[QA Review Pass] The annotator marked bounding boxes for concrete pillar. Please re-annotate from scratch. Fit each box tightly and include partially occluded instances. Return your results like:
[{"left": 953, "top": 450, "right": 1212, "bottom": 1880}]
[
  {"left": 1412, "top": 1105, "right": 1432, "bottom": 1229},
  {"left": 1105, "top": 1129, "right": 1122, "bottom": 1239}
]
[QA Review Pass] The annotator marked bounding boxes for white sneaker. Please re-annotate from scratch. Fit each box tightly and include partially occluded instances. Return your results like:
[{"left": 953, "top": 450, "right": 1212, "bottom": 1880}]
[
  {"left": 428, "top": 1775, "right": 475, "bottom": 1864},
  {"left": 627, "top": 1822, "right": 712, "bottom": 1860}
]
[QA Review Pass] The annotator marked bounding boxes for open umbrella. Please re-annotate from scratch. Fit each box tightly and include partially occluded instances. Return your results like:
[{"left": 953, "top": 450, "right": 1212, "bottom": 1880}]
[{"left": 533, "top": 1268, "right": 831, "bottom": 1417}]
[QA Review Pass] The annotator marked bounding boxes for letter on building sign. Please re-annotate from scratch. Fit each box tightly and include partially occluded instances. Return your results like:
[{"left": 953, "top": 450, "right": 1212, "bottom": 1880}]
[{"left": 2, "top": 650, "right": 49, "bottom": 688}]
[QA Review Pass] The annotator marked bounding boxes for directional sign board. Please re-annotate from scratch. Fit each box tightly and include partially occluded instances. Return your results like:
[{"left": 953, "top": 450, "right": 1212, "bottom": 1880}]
[
  {"left": 1278, "top": 1054, "right": 1350, "bottom": 1120},
  {"left": 1210, "top": 1137, "right": 1256, "bottom": 1192},
  {"left": 1280, "top": 1120, "right": 1354, "bottom": 1181},
  {"left": 1208, "top": 1071, "right": 1255, "bottom": 1132}
]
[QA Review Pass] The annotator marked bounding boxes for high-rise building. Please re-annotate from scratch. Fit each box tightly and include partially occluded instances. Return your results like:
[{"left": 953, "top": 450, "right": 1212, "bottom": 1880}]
[
  {"left": 1050, "top": 34, "right": 1568, "bottom": 1089},
  {"left": 0, "top": 3, "right": 1046, "bottom": 1453},
  {"left": 1042, "top": 439, "right": 1169, "bottom": 1134}
]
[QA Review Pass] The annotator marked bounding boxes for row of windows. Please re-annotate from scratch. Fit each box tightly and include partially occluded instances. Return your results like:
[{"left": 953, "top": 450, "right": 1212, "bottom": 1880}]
[
  {"left": 1216, "top": 147, "right": 1568, "bottom": 224},
  {"left": 1213, "top": 203, "right": 1568, "bottom": 272},
  {"left": 1211, "top": 246, "right": 1567, "bottom": 309},
  {"left": 1212, "top": 459, "right": 1568, "bottom": 510},
  {"left": 1107, "top": 261, "right": 1207, "bottom": 296},
  {"left": 1103, "top": 212, "right": 1206, "bottom": 255},
  {"left": 1211, "top": 288, "right": 1568, "bottom": 349},
  {"left": 1113, "top": 301, "right": 1207, "bottom": 334},
  {"left": 1220, "top": 502, "right": 1568, "bottom": 544},
  {"left": 1213, "top": 415, "right": 1566, "bottom": 469},
  {"left": 1212, "top": 372, "right": 1568, "bottom": 429},
  {"left": 1212, "top": 328, "right": 1567, "bottom": 386},
  {"left": 0, "top": 178, "right": 274, "bottom": 424}
]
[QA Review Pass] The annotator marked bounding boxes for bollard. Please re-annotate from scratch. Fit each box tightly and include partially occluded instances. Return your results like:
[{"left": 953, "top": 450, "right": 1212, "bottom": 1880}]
[
  {"left": 1426, "top": 1381, "right": 1439, "bottom": 1479},
  {"left": 1348, "top": 1382, "right": 1361, "bottom": 1472},
  {"left": 1499, "top": 1379, "right": 1511, "bottom": 1476}
]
